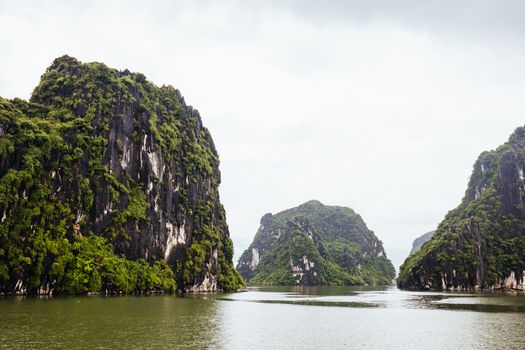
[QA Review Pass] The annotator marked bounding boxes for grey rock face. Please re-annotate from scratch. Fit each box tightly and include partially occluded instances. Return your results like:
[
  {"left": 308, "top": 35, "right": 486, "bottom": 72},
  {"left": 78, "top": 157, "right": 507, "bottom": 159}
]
[{"left": 409, "top": 231, "right": 436, "bottom": 255}]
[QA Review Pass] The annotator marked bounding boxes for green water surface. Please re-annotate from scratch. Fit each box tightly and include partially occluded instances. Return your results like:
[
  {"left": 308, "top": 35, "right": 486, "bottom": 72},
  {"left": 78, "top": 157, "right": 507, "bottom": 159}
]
[{"left": 1, "top": 286, "right": 524, "bottom": 349}]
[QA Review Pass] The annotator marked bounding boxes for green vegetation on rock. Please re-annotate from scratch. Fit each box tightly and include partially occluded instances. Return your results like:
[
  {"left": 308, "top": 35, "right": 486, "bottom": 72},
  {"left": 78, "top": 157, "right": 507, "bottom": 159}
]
[
  {"left": 0, "top": 56, "right": 244, "bottom": 295},
  {"left": 237, "top": 200, "right": 395, "bottom": 286},
  {"left": 398, "top": 126, "right": 525, "bottom": 291}
]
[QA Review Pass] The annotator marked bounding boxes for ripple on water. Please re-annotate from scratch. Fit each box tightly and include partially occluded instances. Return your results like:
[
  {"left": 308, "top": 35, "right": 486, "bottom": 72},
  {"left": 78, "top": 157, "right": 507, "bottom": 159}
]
[{"left": 1, "top": 288, "right": 525, "bottom": 350}]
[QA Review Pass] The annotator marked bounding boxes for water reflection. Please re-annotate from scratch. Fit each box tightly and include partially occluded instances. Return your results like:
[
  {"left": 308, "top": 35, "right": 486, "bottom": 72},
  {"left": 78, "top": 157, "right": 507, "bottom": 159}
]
[
  {"left": 1, "top": 288, "right": 525, "bottom": 349},
  {"left": 223, "top": 286, "right": 525, "bottom": 313},
  {"left": 219, "top": 287, "right": 525, "bottom": 350},
  {"left": 0, "top": 295, "right": 222, "bottom": 349}
]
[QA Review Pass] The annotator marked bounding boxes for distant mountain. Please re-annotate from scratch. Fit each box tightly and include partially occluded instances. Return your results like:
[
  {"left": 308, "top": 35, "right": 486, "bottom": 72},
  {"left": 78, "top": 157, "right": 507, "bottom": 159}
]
[
  {"left": 409, "top": 231, "right": 436, "bottom": 255},
  {"left": 237, "top": 200, "right": 395, "bottom": 286},
  {"left": 398, "top": 126, "right": 525, "bottom": 292},
  {"left": 0, "top": 56, "right": 244, "bottom": 295}
]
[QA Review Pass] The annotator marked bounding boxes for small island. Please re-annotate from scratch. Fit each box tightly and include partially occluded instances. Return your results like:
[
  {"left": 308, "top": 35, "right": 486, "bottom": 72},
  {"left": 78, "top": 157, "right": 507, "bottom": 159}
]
[{"left": 237, "top": 200, "right": 396, "bottom": 286}]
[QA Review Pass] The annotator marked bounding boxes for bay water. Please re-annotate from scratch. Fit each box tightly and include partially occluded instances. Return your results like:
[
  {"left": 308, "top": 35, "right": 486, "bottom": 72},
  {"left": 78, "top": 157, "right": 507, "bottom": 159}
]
[{"left": 1, "top": 286, "right": 524, "bottom": 349}]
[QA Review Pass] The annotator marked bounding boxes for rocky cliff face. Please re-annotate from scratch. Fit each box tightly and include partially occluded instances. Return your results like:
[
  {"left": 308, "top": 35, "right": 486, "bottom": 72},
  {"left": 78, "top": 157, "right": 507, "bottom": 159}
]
[
  {"left": 237, "top": 200, "right": 395, "bottom": 285},
  {"left": 409, "top": 231, "right": 436, "bottom": 255},
  {"left": 0, "top": 56, "right": 244, "bottom": 295},
  {"left": 398, "top": 126, "right": 525, "bottom": 292}
]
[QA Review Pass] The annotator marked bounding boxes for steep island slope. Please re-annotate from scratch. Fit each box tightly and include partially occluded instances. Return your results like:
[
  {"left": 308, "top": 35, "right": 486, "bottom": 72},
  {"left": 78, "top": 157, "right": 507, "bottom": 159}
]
[
  {"left": 0, "top": 56, "right": 244, "bottom": 295},
  {"left": 398, "top": 126, "right": 525, "bottom": 291},
  {"left": 237, "top": 200, "right": 396, "bottom": 285}
]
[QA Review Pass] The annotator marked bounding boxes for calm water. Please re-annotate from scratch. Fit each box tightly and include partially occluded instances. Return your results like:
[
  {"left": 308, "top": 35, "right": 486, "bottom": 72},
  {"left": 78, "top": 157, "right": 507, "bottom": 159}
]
[{"left": 1, "top": 286, "right": 525, "bottom": 349}]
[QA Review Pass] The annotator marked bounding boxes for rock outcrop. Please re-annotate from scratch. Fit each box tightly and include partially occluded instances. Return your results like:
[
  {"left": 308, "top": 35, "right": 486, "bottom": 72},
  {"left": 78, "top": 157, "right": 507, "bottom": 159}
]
[
  {"left": 409, "top": 231, "right": 436, "bottom": 255},
  {"left": 0, "top": 56, "right": 244, "bottom": 295},
  {"left": 237, "top": 200, "right": 396, "bottom": 286},
  {"left": 398, "top": 126, "right": 525, "bottom": 292}
]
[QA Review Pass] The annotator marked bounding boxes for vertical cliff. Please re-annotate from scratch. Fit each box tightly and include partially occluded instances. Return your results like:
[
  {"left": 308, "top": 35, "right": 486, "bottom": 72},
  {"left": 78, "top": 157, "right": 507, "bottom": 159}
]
[
  {"left": 398, "top": 126, "right": 525, "bottom": 291},
  {"left": 0, "top": 56, "right": 244, "bottom": 294}
]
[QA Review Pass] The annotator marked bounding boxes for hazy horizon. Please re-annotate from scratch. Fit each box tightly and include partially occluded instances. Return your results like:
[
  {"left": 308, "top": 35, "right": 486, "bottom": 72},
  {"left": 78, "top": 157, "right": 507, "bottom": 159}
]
[{"left": 2, "top": 0, "right": 525, "bottom": 270}]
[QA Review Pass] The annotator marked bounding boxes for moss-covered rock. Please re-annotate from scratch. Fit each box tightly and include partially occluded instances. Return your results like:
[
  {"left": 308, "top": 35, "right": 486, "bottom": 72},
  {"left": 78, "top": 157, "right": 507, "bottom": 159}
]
[
  {"left": 0, "top": 56, "right": 244, "bottom": 295},
  {"left": 237, "top": 200, "right": 396, "bottom": 286},
  {"left": 398, "top": 126, "right": 525, "bottom": 292}
]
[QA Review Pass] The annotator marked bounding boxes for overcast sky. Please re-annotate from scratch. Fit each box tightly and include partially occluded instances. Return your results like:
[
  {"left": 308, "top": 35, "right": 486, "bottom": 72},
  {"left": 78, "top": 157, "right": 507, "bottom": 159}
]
[{"left": 2, "top": 0, "right": 525, "bottom": 269}]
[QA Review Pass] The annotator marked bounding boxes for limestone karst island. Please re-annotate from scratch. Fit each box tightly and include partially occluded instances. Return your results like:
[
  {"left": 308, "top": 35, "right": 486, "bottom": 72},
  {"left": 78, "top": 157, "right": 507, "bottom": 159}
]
[
  {"left": 398, "top": 128, "right": 525, "bottom": 292},
  {"left": 0, "top": 56, "right": 243, "bottom": 295},
  {"left": 237, "top": 200, "right": 395, "bottom": 286}
]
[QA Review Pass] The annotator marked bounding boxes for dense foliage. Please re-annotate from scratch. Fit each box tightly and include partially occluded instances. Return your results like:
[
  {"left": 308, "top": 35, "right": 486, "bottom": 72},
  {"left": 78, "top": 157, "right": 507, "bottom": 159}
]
[
  {"left": 250, "top": 222, "right": 362, "bottom": 285},
  {"left": 398, "top": 126, "right": 525, "bottom": 290},
  {"left": 0, "top": 56, "right": 243, "bottom": 294},
  {"left": 238, "top": 200, "right": 396, "bottom": 286}
]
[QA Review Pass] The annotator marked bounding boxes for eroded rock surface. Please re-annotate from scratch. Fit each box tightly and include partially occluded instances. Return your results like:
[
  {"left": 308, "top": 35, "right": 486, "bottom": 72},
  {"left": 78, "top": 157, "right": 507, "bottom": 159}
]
[
  {"left": 237, "top": 200, "right": 395, "bottom": 286},
  {"left": 398, "top": 126, "right": 525, "bottom": 292},
  {"left": 0, "top": 56, "right": 243, "bottom": 294}
]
